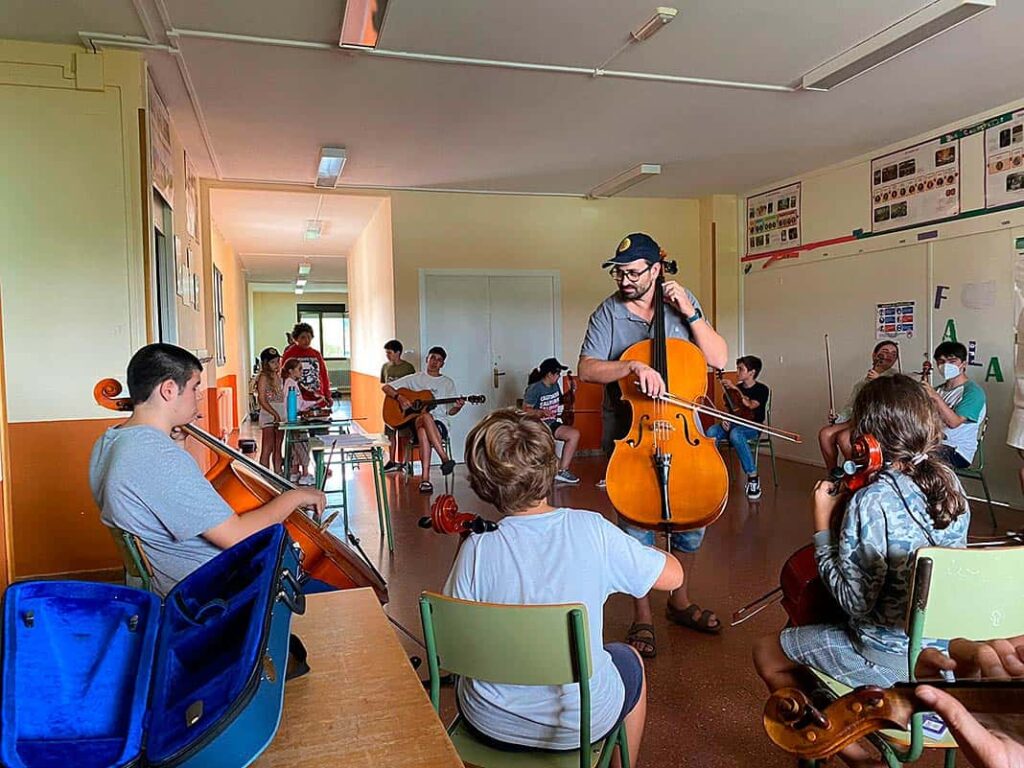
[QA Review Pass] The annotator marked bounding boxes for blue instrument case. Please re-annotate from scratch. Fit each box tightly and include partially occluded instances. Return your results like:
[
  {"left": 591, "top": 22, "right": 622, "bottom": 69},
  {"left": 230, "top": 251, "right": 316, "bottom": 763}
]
[{"left": 1, "top": 524, "right": 305, "bottom": 768}]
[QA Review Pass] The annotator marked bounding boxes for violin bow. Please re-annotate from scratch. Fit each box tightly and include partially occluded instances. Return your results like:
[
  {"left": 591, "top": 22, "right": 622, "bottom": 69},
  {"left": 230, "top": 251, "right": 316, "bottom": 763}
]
[
  {"left": 825, "top": 333, "right": 836, "bottom": 424},
  {"left": 658, "top": 392, "right": 802, "bottom": 443}
]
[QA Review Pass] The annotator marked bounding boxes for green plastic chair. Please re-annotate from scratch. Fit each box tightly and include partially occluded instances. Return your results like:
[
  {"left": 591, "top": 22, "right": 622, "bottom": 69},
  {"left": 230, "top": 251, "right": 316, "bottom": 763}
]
[
  {"left": 953, "top": 417, "right": 997, "bottom": 529},
  {"left": 106, "top": 525, "right": 154, "bottom": 592},
  {"left": 716, "top": 390, "right": 779, "bottom": 487},
  {"left": 419, "top": 592, "right": 630, "bottom": 768},
  {"left": 803, "top": 545, "right": 1024, "bottom": 768}
]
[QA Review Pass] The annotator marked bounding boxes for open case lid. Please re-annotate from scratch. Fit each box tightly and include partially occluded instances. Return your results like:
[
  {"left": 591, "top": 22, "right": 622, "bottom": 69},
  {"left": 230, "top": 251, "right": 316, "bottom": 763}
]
[{"left": 1, "top": 525, "right": 291, "bottom": 768}]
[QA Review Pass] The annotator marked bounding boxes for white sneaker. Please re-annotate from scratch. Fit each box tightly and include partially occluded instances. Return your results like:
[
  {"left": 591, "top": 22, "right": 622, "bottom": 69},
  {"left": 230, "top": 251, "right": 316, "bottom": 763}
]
[
  {"left": 297, "top": 475, "right": 315, "bottom": 487},
  {"left": 555, "top": 469, "right": 581, "bottom": 485}
]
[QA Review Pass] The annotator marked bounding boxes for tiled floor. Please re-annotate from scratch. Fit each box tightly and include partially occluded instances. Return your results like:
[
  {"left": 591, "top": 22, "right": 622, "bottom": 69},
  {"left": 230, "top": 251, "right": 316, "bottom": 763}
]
[{"left": 247, "top": 409, "right": 1021, "bottom": 767}]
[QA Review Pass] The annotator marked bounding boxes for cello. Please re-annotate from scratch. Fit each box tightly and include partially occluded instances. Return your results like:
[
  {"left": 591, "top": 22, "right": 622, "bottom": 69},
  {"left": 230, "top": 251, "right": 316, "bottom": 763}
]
[
  {"left": 605, "top": 257, "right": 801, "bottom": 534},
  {"left": 93, "top": 378, "right": 389, "bottom": 603}
]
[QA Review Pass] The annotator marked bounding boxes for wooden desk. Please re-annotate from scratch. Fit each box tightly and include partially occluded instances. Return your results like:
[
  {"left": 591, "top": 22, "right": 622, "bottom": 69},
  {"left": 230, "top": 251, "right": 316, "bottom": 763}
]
[{"left": 255, "top": 589, "right": 463, "bottom": 768}]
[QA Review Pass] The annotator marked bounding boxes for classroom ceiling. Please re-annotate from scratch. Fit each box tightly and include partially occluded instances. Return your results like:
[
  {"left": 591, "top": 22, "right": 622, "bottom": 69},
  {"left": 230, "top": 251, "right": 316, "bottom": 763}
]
[
  {"left": 5, "top": 1, "right": 1024, "bottom": 197},
  {"left": 209, "top": 189, "right": 383, "bottom": 283}
]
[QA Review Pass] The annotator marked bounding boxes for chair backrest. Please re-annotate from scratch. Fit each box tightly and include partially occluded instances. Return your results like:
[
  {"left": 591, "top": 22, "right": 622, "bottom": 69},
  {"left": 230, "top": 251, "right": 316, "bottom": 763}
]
[
  {"left": 968, "top": 415, "right": 989, "bottom": 471},
  {"left": 106, "top": 526, "right": 154, "bottom": 591},
  {"left": 909, "top": 545, "right": 1024, "bottom": 643},
  {"left": 420, "top": 592, "right": 591, "bottom": 686}
]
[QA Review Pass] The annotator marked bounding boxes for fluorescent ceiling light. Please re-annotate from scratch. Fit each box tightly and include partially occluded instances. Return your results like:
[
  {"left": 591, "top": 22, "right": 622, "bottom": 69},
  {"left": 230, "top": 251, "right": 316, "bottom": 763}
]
[
  {"left": 801, "top": 0, "right": 994, "bottom": 91},
  {"left": 298, "top": 263, "right": 312, "bottom": 276},
  {"left": 296, "top": 278, "right": 307, "bottom": 287},
  {"left": 304, "top": 219, "right": 323, "bottom": 240},
  {"left": 295, "top": 287, "right": 304, "bottom": 295},
  {"left": 314, "top": 146, "right": 347, "bottom": 188},
  {"left": 588, "top": 163, "right": 662, "bottom": 199},
  {"left": 632, "top": 7, "right": 678, "bottom": 42},
  {"left": 340, "top": 0, "right": 392, "bottom": 48}
]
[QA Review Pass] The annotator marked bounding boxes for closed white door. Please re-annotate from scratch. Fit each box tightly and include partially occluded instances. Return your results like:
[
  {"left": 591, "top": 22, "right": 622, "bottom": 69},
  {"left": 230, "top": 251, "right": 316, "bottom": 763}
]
[{"left": 422, "top": 272, "right": 559, "bottom": 461}]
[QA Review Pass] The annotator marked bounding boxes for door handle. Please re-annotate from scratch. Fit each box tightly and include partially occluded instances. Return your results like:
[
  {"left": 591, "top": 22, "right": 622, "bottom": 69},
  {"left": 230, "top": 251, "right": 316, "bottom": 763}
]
[{"left": 493, "top": 369, "right": 506, "bottom": 388}]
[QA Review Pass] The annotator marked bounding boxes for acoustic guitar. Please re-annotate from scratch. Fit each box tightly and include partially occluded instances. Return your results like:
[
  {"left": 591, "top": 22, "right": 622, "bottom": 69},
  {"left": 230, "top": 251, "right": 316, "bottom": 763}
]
[{"left": 382, "top": 388, "right": 486, "bottom": 429}]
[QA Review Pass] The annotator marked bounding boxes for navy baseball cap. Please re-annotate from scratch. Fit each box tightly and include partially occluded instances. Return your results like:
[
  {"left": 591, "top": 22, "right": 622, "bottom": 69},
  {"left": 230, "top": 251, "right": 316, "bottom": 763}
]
[
  {"left": 602, "top": 233, "right": 662, "bottom": 268},
  {"left": 539, "top": 357, "right": 568, "bottom": 376}
]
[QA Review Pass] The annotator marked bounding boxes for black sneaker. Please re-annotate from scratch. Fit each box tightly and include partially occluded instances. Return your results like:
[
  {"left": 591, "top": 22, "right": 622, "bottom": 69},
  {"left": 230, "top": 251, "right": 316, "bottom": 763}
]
[
  {"left": 440, "top": 459, "right": 456, "bottom": 476},
  {"left": 745, "top": 476, "right": 762, "bottom": 500},
  {"left": 382, "top": 461, "right": 402, "bottom": 473}
]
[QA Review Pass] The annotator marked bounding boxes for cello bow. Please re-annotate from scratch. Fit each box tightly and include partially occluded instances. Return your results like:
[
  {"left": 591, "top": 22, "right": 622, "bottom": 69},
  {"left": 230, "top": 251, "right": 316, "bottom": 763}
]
[
  {"left": 825, "top": 333, "right": 837, "bottom": 425},
  {"left": 658, "top": 392, "right": 802, "bottom": 444}
]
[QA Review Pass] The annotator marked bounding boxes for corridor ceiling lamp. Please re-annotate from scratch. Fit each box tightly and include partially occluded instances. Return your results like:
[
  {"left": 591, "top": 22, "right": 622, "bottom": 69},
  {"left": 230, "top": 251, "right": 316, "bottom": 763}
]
[
  {"left": 340, "top": 0, "right": 392, "bottom": 48},
  {"left": 298, "top": 263, "right": 312, "bottom": 276},
  {"left": 295, "top": 287, "right": 304, "bottom": 295},
  {"left": 631, "top": 7, "right": 678, "bottom": 42},
  {"left": 304, "top": 219, "right": 323, "bottom": 241},
  {"left": 314, "top": 146, "right": 347, "bottom": 188},
  {"left": 801, "top": 0, "right": 995, "bottom": 91},
  {"left": 587, "top": 164, "right": 662, "bottom": 199},
  {"left": 296, "top": 278, "right": 307, "bottom": 287}
]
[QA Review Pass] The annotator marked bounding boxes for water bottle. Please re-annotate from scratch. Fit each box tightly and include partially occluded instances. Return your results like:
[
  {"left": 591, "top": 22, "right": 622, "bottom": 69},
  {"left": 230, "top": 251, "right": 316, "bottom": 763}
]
[{"left": 286, "top": 387, "right": 298, "bottom": 423}]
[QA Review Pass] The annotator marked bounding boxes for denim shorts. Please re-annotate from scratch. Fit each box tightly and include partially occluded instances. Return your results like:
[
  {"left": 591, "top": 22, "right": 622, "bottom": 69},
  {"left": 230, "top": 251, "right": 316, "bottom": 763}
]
[{"left": 620, "top": 520, "right": 706, "bottom": 553}]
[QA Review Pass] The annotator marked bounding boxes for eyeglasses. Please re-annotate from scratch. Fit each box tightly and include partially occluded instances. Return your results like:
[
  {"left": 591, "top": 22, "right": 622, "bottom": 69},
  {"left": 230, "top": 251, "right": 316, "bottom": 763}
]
[{"left": 609, "top": 264, "right": 655, "bottom": 283}]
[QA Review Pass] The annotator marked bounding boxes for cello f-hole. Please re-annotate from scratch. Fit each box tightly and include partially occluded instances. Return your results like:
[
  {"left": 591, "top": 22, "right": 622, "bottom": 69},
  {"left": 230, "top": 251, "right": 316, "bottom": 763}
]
[
  {"left": 626, "top": 414, "right": 651, "bottom": 447},
  {"left": 676, "top": 412, "right": 700, "bottom": 447}
]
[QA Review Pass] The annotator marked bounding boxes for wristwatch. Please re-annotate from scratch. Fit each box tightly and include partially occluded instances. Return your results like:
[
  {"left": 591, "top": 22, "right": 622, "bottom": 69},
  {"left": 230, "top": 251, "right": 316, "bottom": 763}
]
[{"left": 685, "top": 307, "right": 703, "bottom": 324}]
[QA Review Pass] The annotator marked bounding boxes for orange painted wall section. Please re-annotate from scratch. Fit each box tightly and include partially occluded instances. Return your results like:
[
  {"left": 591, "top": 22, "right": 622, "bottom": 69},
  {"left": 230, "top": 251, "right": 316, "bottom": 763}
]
[
  {"left": 565, "top": 377, "right": 603, "bottom": 451},
  {"left": 8, "top": 418, "right": 124, "bottom": 578},
  {"left": 351, "top": 370, "right": 385, "bottom": 434}
]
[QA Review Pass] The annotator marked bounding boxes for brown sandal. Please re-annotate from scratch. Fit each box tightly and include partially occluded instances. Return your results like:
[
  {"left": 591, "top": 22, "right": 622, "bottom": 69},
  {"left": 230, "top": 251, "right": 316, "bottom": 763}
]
[
  {"left": 666, "top": 603, "right": 722, "bottom": 635},
  {"left": 625, "top": 622, "right": 656, "bottom": 658}
]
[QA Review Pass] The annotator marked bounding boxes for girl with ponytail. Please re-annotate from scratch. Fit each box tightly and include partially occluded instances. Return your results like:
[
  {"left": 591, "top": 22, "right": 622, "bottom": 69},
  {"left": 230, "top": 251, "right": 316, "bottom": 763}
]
[{"left": 755, "top": 374, "right": 970, "bottom": 716}]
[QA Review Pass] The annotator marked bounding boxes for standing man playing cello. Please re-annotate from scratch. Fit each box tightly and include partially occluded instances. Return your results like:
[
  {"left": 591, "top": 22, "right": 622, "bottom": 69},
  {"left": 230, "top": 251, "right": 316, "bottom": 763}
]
[{"left": 579, "top": 233, "right": 729, "bottom": 657}]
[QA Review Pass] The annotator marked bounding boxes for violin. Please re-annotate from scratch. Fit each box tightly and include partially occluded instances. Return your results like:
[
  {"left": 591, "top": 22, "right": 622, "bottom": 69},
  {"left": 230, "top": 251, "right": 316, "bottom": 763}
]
[
  {"left": 731, "top": 434, "right": 883, "bottom": 627},
  {"left": 716, "top": 369, "right": 754, "bottom": 422},
  {"left": 93, "top": 378, "right": 389, "bottom": 603},
  {"left": 560, "top": 372, "right": 578, "bottom": 426},
  {"left": 418, "top": 494, "right": 497, "bottom": 536},
  {"left": 606, "top": 258, "right": 802, "bottom": 534},
  {"left": 765, "top": 681, "right": 1024, "bottom": 760}
]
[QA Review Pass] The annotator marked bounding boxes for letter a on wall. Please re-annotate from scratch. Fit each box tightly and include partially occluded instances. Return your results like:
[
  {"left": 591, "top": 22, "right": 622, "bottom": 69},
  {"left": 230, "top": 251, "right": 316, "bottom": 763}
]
[
  {"left": 942, "top": 319, "right": 958, "bottom": 343},
  {"left": 986, "top": 357, "right": 1004, "bottom": 383}
]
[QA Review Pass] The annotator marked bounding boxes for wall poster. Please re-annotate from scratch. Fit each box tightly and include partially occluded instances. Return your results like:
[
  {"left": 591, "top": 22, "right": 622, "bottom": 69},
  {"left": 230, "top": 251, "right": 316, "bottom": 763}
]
[
  {"left": 870, "top": 136, "right": 959, "bottom": 233},
  {"left": 185, "top": 153, "right": 199, "bottom": 240},
  {"left": 147, "top": 81, "right": 174, "bottom": 205},
  {"left": 985, "top": 108, "right": 1024, "bottom": 209},
  {"left": 875, "top": 300, "right": 916, "bottom": 340},
  {"left": 746, "top": 182, "right": 801, "bottom": 256}
]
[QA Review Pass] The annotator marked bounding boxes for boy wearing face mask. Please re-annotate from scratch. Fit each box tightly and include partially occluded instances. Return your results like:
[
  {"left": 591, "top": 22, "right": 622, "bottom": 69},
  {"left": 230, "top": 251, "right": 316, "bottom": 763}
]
[{"left": 927, "top": 341, "right": 987, "bottom": 469}]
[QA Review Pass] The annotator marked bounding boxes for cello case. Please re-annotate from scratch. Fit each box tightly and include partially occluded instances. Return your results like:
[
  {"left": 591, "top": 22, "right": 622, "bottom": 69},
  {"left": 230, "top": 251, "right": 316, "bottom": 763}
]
[{"left": 1, "top": 524, "right": 303, "bottom": 768}]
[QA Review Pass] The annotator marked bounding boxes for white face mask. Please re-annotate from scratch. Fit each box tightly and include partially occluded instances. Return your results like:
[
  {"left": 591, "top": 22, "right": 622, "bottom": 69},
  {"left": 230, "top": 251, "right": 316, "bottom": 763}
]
[{"left": 941, "top": 362, "right": 961, "bottom": 381}]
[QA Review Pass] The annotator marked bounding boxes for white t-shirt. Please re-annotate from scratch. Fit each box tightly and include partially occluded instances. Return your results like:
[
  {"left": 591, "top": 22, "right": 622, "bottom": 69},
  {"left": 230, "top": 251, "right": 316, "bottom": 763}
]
[
  {"left": 443, "top": 508, "right": 666, "bottom": 749},
  {"left": 389, "top": 371, "right": 457, "bottom": 426}
]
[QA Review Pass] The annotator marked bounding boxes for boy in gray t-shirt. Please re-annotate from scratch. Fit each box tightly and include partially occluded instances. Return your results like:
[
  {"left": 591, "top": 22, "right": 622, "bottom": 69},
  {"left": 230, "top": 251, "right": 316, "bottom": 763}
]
[{"left": 91, "top": 343, "right": 325, "bottom": 595}]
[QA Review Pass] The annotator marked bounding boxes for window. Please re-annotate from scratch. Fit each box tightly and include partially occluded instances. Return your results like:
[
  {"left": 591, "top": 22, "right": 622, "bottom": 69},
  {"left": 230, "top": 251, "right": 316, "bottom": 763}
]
[
  {"left": 298, "top": 303, "right": 349, "bottom": 359},
  {"left": 213, "top": 266, "right": 226, "bottom": 365}
]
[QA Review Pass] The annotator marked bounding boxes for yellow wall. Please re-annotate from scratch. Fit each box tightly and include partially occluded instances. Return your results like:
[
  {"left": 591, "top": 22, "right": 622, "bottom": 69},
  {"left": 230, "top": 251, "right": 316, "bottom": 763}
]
[
  {"left": 348, "top": 199, "right": 394, "bottom": 432},
  {"left": 0, "top": 40, "right": 147, "bottom": 577},
  {"left": 251, "top": 290, "right": 348, "bottom": 357},
  {"left": 389, "top": 192, "right": 701, "bottom": 364},
  {"left": 210, "top": 224, "right": 249, "bottom": 420}
]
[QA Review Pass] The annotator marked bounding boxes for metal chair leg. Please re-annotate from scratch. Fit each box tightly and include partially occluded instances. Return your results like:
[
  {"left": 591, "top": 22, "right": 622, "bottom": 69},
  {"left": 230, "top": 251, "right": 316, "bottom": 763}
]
[{"left": 980, "top": 472, "right": 997, "bottom": 529}]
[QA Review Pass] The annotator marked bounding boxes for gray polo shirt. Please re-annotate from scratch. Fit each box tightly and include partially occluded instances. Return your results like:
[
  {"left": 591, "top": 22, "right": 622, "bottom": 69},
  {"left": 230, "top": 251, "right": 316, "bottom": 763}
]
[{"left": 580, "top": 290, "right": 703, "bottom": 408}]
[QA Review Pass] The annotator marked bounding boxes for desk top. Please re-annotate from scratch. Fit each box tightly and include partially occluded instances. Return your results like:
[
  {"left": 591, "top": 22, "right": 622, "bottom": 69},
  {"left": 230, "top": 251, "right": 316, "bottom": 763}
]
[{"left": 255, "top": 589, "right": 463, "bottom": 768}]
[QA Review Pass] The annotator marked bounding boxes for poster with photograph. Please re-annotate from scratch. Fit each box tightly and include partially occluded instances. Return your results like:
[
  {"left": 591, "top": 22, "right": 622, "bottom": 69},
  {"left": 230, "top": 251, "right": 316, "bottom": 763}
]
[
  {"left": 745, "top": 182, "right": 801, "bottom": 256},
  {"left": 870, "top": 136, "right": 959, "bottom": 233},
  {"left": 148, "top": 81, "right": 174, "bottom": 205},
  {"left": 185, "top": 154, "right": 199, "bottom": 240},
  {"left": 985, "top": 108, "right": 1024, "bottom": 209},
  {"left": 875, "top": 301, "right": 916, "bottom": 340},
  {"left": 174, "top": 236, "right": 185, "bottom": 298}
]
